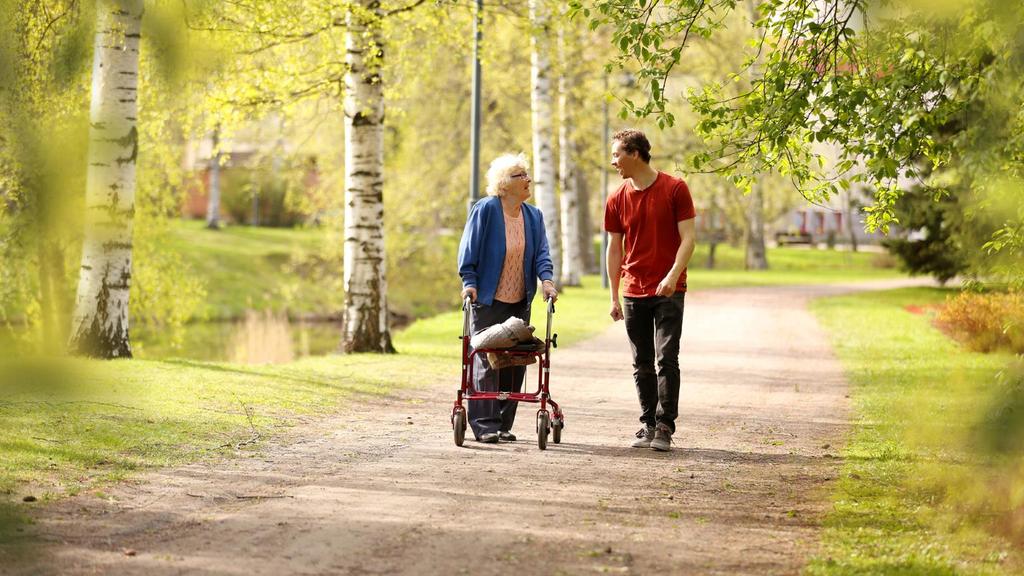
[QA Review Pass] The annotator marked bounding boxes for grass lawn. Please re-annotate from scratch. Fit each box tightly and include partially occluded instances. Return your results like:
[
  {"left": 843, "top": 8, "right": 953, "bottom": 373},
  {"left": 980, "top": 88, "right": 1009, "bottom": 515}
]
[
  {"left": 166, "top": 220, "right": 341, "bottom": 320},
  {"left": 687, "top": 242, "right": 904, "bottom": 290},
  {"left": 0, "top": 275, "right": 612, "bottom": 542},
  {"left": 808, "top": 288, "right": 1022, "bottom": 575}
]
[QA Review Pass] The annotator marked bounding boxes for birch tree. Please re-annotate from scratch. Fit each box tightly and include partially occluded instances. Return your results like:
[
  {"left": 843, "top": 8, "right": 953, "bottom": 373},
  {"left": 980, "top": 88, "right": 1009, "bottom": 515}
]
[
  {"left": 742, "top": 0, "right": 768, "bottom": 270},
  {"left": 576, "top": 172, "right": 595, "bottom": 273},
  {"left": 68, "top": 0, "right": 144, "bottom": 358},
  {"left": 342, "top": 0, "right": 394, "bottom": 353},
  {"left": 529, "top": 0, "right": 561, "bottom": 286},
  {"left": 745, "top": 180, "right": 768, "bottom": 269},
  {"left": 206, "top": 125, "right": 222, "bottom": 229},
  {"left": 557, "top": 20, "right": 581, "bottom": 286}
]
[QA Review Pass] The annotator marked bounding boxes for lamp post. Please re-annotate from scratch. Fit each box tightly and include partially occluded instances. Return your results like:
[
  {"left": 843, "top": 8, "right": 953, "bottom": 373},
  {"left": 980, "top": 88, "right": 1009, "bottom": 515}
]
[
  {"left": 600, "top": 74, "right": 609, "bottom": 288},
  {"left": 468, "top": 0, "right": 483, "bottom": 214}
]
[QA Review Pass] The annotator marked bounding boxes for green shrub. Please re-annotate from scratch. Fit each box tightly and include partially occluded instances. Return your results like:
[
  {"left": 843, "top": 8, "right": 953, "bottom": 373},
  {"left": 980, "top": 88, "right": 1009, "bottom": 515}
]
[
  {"left": 220, "top": 167, "right": 304, "bottom": 228},
  {"left": 934, "top": 291, "right": 1024, "bottom": 353}
]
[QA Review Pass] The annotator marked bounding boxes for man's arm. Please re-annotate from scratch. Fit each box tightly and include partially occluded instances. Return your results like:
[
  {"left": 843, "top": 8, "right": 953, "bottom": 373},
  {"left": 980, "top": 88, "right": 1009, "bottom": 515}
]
[
  {"left": 655, "top": 218, "right": 697, "bottom": 297},
  {"left": 607, "top": 232, "right": 625, "bottom": 321}
]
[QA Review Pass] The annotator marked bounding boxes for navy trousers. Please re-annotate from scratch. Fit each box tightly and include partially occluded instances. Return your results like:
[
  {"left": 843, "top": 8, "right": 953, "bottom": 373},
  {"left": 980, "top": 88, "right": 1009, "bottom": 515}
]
[{"left": 468, "top": 298, "right": 531, "bottom": 439}]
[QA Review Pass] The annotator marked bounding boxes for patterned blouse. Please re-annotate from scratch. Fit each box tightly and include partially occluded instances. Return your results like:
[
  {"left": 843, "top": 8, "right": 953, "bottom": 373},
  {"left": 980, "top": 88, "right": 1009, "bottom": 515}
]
[{"left": 494, "top": 210, "right": 526, "bottom": 303}]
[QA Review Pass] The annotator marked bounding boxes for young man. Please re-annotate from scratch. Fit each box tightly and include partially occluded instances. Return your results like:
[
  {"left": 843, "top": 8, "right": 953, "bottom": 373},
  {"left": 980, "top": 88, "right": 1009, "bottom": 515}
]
[{"left": 604, "top": 129, "right": 696, "bottom": 452}]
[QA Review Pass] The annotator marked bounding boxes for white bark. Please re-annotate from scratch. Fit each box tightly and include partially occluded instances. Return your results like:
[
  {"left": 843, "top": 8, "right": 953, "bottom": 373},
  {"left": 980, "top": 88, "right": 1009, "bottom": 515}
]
[
  {"left": 206, "top": 126, "right": 221, "bottom": 229},
  {"left": 530, "top": 0, "right": 561, "bottom": 286},
  {"left": 342, "top": 0, "right": 394, "bottom": 353},
  {"left": 745, "top": 179, "right": 769, "bottom": 270},
  {"left": 576, "top": 172, "right": 596, "bottom": 274},
  {"left": 557, "top": 26, "right": 581, "bottom": 286},
  {"left": 69, "top": 0, "right": 143, "bottom": 358},
  {"left": 744, "top": 0, "right": 769, "bottom": 271}
]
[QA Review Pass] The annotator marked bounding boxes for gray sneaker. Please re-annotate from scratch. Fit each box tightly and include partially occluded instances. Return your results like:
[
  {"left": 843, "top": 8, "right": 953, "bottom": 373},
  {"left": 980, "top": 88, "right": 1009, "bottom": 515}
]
[
  {"left": 631, "top": 426, "right": 655, "bottom": 448},
  {"left": 650, "top": 424, "right": 673, "bottom": 452}
]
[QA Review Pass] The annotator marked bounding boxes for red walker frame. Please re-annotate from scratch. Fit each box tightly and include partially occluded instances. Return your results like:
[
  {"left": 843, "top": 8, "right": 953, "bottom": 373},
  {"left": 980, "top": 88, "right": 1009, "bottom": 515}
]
[{"left": 450, "top": 297, "right": 564, "bottom": 449}]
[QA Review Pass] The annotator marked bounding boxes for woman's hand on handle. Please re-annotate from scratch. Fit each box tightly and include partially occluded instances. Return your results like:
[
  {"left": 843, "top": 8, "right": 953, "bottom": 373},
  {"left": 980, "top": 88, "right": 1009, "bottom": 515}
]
[
  {"left": 542, "top": 280, "right": 558, "bottom": 303},
  {"left": 461, "top": 286, "right": 477, "bottom": 303}
]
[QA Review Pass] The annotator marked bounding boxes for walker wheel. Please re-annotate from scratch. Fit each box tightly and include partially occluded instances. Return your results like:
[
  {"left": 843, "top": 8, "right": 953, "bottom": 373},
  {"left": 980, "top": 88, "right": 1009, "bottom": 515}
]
[
  {"left": 537, "top": 411, "right": 550, "bottom": 450},
  {"left": 453, "top": 407, "right": 467, "bottom": 447},
  {"left": 552, "top": 420, "right": 563, "bottom": 444}
]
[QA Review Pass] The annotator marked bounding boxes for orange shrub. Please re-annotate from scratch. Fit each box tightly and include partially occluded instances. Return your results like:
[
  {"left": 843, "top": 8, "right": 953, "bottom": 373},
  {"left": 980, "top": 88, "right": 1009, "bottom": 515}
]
[{"left": 934, "top": 291, "right": 1024, "bottom": 353}]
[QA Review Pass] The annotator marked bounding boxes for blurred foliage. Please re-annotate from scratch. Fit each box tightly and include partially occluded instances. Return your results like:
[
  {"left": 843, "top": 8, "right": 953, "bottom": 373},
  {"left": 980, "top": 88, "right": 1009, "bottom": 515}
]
[
  {"left": 954, "top": 355, "right": 1024, "bottom": 547},
  {"left": 0, "top": 0, "right": 92, "bottom": 355},
  {"left": 811, "top": 287, "right": 1022, "bottom": 572},
  {"left": 983, "top": 357, "right": 1024, "bottom": 456},
  {"left": 935, "top": 291, "right": 1024, "bottom": 354},
  {"left": 0, "top": 0, "right": 209, "bottom": 356}
]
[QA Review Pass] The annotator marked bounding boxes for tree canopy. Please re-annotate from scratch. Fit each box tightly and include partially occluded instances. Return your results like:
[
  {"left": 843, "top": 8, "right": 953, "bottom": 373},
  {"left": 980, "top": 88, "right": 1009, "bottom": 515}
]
[{"left": 574, "top": 0, "right": 1024, "bottom": 284}]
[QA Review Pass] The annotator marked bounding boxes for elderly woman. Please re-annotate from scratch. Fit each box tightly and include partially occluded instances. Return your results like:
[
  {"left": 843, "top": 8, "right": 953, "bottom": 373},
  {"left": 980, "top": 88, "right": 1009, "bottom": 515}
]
[{"left": 458, "top": 153, "right": 558, "bottom": 444}]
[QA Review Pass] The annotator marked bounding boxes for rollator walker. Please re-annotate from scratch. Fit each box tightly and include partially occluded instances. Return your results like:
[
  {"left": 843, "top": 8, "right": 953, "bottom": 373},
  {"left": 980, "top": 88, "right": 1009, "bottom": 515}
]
[{"left": 450, "top": 297, "right": 564, "bottom": 450}]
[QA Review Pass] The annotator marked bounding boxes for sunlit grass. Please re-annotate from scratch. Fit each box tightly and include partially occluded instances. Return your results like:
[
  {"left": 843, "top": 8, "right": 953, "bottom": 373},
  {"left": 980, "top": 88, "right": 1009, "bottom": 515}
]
[
  {"left": 687, "top": 243, "right": 903, "bottom": 289},
  {"left": 0, "top": 275, "right": 613, "bottom": 538},
  {"left": 166, "top": 220, "right": 340, "bottom": 319},
  {"left": 0, "top": 354, "right": 450, "bottom": 496},
  {"left": 807, "top": 288, "right": 1021, "bottom": 575}
]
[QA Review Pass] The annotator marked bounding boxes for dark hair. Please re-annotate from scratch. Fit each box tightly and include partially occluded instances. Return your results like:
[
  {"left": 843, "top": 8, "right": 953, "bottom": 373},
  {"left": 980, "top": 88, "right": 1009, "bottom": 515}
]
[{"left": 612, "top": 129, "right": 651, "bottom": 163}]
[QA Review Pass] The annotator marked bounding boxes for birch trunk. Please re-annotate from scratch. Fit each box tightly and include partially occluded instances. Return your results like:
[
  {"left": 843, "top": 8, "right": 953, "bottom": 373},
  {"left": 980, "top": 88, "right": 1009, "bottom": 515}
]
[
  {"left": 557, "top": 26, "right": 581, "bottom": 286},
  {"left": 342, "top": 0, "right": 394, "bottom": 353},
  {"left": 743, "top": 0, "right": 769, "bottom": 271},
  {"left": 745, "top": 179, "right": 769, "bottom": 270},
  {"left": 576, "top": 172, "right": 596, "bottom": 274},
  {"left": 529, "top": 0, "right": 561, "bottom": 286},
  {"left": 845, "top": 188, "right": 859, "bottom": 252},
  {"left": 68, "top": 0, "right": 143, "bottom": 359},
  {"left": 206, "top": 126, "right": 222, "bottom": 229}
]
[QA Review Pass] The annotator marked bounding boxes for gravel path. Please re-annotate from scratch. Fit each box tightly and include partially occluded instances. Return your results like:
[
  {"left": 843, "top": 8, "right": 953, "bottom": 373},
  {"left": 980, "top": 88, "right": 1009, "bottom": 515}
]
[{"left": 5, "top": 279, "right": 932, "bottom": 575}]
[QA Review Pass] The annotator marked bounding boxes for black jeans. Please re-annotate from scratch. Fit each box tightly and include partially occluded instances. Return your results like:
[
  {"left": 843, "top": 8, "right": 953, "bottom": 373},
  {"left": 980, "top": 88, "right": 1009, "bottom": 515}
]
[
  {"left": 469, "top": 298, "right": 531, "bottom": 439},
  {"left": 623, "top": 292, "right": 685, "bottom": 434}
]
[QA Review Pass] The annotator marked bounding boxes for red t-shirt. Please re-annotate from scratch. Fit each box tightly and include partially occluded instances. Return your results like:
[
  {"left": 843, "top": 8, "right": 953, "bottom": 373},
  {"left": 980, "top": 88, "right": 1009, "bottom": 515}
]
[{"left": 604, "top": 172, "right": 696, "bottom": 297}]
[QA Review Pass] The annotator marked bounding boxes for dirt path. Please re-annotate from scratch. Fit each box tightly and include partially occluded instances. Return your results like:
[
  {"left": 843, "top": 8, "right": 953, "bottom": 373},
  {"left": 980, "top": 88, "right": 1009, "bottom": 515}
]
[{"left": 6, "top": 280, "right": 930, "bottom": 575}]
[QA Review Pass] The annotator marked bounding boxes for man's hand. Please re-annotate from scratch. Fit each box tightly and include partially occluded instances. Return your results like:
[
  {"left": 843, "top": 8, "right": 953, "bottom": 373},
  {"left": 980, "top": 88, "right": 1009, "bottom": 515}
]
[
  {"left": 542, "top": 280, "right": 558, "bottom": 302},
  {"left": 610, "top": 300, "right": 624, "bottom": 322},
  {"left": 655, "top": 273, "right": 679, "bottom": 297},
  {"left": 461, "top": 286, "right": 477, "bottom": 302}
]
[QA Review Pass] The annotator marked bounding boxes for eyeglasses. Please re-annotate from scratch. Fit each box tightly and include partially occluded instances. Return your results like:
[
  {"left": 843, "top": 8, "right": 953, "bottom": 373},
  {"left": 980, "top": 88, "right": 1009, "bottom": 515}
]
[{"left": 510, "top": 172, "right": 530, "bottom": 180}]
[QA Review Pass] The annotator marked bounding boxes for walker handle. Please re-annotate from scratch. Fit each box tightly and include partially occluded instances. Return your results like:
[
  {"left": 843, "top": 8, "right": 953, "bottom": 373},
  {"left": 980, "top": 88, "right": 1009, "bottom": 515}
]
[
  {"left": 462, "top": 296, "right": 472, "bottom": 340},
  {"left": 545, "top": 297, "right": 555, "bottom": 345}
]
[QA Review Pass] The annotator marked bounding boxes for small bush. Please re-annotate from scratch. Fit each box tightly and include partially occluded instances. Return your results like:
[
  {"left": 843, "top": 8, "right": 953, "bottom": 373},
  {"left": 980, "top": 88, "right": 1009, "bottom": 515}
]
[{"left": 934, "top": 291, "right": 1024, "bottom": 353}]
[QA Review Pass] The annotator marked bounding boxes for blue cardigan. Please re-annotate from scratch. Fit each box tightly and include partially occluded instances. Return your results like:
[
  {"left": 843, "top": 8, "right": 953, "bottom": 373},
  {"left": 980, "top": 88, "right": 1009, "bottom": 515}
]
[{"left": 458, "top": 196, "right": 554, "bottom": 307}]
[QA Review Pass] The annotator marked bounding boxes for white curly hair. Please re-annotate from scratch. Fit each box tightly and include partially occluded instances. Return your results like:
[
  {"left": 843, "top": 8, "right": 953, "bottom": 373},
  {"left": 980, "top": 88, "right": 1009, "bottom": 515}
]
[{"left": 485, "top": 152, "right": 529, "bottom": 197}]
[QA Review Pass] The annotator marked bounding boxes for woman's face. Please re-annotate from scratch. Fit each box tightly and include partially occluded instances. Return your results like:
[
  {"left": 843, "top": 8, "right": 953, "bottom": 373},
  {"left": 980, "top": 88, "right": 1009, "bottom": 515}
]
[{"left": 503, "top": 167, "right": 531, "bottom": 202}]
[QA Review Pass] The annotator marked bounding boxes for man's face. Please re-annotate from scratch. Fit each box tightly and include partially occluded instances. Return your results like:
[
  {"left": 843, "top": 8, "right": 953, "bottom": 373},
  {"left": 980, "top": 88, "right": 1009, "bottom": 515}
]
[{"left": 611, "top": 140, "right": 639, "bottom": 179}]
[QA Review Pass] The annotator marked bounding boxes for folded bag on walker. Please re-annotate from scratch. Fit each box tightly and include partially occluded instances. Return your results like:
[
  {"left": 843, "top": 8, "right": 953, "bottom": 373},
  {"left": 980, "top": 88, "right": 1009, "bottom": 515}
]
[
  {"left": 486, "top": 336, "right": 545, "bottom": 369},
  {"left": 470, "top": 316, "right": 535, "bottom": 350}
]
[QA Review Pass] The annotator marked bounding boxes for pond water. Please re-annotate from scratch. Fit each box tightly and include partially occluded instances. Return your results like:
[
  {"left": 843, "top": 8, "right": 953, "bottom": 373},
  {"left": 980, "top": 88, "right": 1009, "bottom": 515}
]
[{"left": 132, "top": 311, "right": 343, "bottom": 364}]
